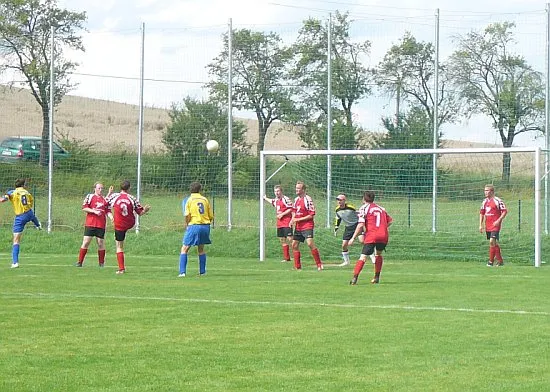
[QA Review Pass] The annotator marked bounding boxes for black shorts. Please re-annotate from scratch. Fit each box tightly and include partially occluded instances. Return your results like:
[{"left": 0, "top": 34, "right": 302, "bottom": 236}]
[
  {"left": 486, "top": 231, "right": 500, "bottom": 240},
  {"left": 277, "top": 227, "right": 293, "bottom": 238},
  {"left": 342, "top": 224, "right": 358, "bottom": 241},
  {"left": 84, "top": 226, "right": 105, "bottom": 239},
  {"left": 115, "top": 230, "right": 128, "bottom": 242},
  {"left": 293, "top": 229, "right": 314, "bottom": 243},
  {"left": 361, "top": 243, "right": 387, "bottom": 256}
]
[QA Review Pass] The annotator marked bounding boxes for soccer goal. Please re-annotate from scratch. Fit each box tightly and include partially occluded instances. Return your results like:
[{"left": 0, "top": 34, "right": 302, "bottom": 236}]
[{"left": 259, "top": 147, "right": 546, "bottom": 267}]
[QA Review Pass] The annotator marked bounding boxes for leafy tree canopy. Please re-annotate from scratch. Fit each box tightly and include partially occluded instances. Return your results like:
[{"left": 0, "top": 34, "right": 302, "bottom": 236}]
[
  {"left": 207, "top": 29, "right": 295, "bottom": 156},
  {"left": 162, "top": 97, "right": 248, "bottom": 192}
]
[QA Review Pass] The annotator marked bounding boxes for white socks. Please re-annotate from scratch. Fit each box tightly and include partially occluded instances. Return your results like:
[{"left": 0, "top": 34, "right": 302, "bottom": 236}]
[{"left": 342, "top": 251, "right": 350, "bottom": 263}]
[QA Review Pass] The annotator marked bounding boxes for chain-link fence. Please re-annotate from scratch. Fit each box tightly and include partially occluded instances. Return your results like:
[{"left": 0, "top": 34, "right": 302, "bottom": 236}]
[{"left": 0, "top": 7, "right": 547, "bottom": 251}]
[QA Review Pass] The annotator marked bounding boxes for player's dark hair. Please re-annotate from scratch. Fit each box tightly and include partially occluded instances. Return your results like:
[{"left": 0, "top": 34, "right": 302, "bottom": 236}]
[
  {"left": 190, "top": 181, "right": 202, "bottom": 193},
  {"left": 296, "top": 181, "right": 306, "bottom": 190},
  {"left": 363, "top": 191, "right": 375, "bottom": 203},
  {"left": 120, "top": 180, "right": 131, "bottom": 191},
  {"left": 15, "top": 178, "right": 25, "bottom": 188}
]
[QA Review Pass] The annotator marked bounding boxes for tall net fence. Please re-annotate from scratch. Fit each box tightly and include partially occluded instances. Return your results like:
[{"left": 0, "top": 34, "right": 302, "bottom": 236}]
[
  {"left": 0, "top": 7, "right": 548, "bottom": 264},
  {"left": 261, "top": 149, "right": 545, "bottom": 265}
]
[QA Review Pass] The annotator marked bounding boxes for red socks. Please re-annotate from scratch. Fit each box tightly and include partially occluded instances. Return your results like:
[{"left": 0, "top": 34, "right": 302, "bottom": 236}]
[
  {"left": 79, "top": 248, "right": 107, "bottom": 265},
  {"left": 311, "top": 248, "right": 322, "bottom": 268},
  {"left": 374, "top": 255, "right": 383, "bottom": 279},
  {"left": 293, "top": 251, "right": 301, "bottom": 270},
  {"left": 353, "top": 260, "right": 365, "bottom": 277},
  {"left": 495, "top": 245, "right": 503, "bottom": 262},
  {"left": 116, "top": 252, "right": 125, "bottom": 271},
  {"left": 489, "top": 246, "right": 496, "bottom": 262},
  {"left": 282, "top": 244, "right": 290, "bottom": 261},
  {"left": 78, "top": 248, "right": 88, "bottom": 263}
]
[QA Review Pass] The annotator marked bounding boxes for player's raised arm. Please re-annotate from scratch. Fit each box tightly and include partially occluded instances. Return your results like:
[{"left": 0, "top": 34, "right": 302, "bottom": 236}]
[{"left": 139, "top": 204, "right": 151, "bottom": 215}]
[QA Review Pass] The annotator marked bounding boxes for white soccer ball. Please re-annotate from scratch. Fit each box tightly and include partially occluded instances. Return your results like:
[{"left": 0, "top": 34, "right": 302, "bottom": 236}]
[{"left": 206, "top": 139, "right": 219, "bottom": 153}]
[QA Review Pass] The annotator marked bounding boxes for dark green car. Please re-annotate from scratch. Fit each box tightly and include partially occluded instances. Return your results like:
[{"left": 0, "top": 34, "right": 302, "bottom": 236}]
[{"left": 0, "top": 136, "right": 70, "bottom": 163}]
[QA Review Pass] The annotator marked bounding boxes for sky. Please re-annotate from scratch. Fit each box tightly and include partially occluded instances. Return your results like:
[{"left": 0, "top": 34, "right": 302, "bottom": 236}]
[{"left": 42, "top": 1, "right": 550, "bottom": 146}]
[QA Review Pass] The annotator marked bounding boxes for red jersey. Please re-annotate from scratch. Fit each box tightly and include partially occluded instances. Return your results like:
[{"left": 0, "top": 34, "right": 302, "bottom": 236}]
[
  {"left": 293, "top": 194, "right": 315, "bottom": 231},
  {"left": 480, "top": 197, "right": 506, "bottom": 231},
  {"left": 106, "top": 192, "right": 144, "bottom": 231},
  {"left": 271, "top": 195, "right": 293, "bottom": 228},
  {"left": 82, "top": 193, "right": 109, "bottom": 229},
  {"left": 358, "top": 202, "right": 392, "bottom": 244}
]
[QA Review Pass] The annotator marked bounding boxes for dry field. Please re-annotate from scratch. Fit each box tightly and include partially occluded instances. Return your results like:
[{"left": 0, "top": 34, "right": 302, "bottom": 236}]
[
  {"left": 2, "top": 85, "right": 532, "bottom": 175},
  {"left": 0, "top": 85, "right": 301, "bottom": 153}
]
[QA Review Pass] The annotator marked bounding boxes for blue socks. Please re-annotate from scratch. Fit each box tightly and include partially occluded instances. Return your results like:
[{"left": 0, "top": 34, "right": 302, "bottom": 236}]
[
  {"left": 179, "top": 253, "right": 188, "bottom": 275},
  {"left": 199, "top": 254, "right": 206, "bottom": 275},
  {"left": 179, "top": 253, "right": 207, "bottom": 275},
  {"left": 12, "top": 244, "right": 20, "bottom": 263}
]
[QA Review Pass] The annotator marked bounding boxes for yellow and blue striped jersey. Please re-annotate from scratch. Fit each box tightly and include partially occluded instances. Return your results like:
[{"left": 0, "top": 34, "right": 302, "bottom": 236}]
[
  {"left": 5, "top": 187, "right": 34, "bottom": 215},
  {"left": 183, "top": 193, "right": 213, "bottom": 225}
]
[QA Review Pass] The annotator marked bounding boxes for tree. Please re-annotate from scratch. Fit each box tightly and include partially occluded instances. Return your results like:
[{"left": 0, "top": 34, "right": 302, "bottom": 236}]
[
  {"left": 207, "top": 29, "right": 295, "bottom": 157},
  {"left": 379, "top": 107, "right": 440, "bottom": 150},
  {"left": 162, "top": 98, "right": 248, "bottom": 192},
  {"left": 375, "top": 32, "right": 459, "bottom": 130},
  {"left": 290, "top": 11, "right": 372, "bottom": 149},
  {"left": 0, "top": 0, "right": 86, "bottom": 166},
  {"left": 448, "top": 22, "right": 545, "bottom": 182},
  {"left": 371, "top": 107, "right": 441, "bottom": 194}
]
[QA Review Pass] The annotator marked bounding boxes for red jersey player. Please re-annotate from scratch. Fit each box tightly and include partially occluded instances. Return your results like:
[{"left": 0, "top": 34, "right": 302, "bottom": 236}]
[
  {"left": 76, "top": 182, "right": 113, "bottom": 267},
  {"left": 263, "top": 185, "right": 293, "bottom": 262},
  {"left": 348, "top": 190, "right": 392, "bottom": 285},
  {"left": 289, "top": 181, "right": 324, "bottom": 271},
  {"left": 479, "top": 184, "right": 507, "bottom": 266},
  {"left": 106, "top": 180, "right": 151, "bottom": 274}
]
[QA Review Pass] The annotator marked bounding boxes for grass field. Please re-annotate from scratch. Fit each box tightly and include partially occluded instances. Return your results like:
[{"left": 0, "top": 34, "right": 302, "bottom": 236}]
[{"left": 1, "top": 253, "right": 548, "bottom": 392}]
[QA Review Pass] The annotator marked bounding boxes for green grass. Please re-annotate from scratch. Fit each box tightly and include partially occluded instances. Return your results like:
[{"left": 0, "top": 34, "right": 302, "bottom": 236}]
[{"left": 1, "top": 254, "right": 548, "bottom": 392}]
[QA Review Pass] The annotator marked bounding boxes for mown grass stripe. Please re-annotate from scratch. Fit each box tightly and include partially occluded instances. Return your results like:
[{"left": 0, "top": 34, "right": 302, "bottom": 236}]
[{"left": 2, "top": 291, "right": 548, "bottom": 316}]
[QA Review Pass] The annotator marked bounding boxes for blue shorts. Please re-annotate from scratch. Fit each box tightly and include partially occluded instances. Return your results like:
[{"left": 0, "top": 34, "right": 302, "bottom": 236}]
[
  {"left": 13, "top": 210, "right": 40, "bottom": 233},
  {"left": 183, "top": 224, "right": 211, "bottom": 246}
]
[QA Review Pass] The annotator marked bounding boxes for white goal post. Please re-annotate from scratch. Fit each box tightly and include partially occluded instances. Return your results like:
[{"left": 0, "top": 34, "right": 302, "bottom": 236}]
[{"left": 259, "top": 147, "right": 545, "bottom": 267}]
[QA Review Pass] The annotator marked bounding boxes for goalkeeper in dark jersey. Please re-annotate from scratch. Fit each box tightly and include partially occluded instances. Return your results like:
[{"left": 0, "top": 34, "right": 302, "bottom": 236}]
[{"left": 334, "top": 194, "right": 369, "bottom": 266}]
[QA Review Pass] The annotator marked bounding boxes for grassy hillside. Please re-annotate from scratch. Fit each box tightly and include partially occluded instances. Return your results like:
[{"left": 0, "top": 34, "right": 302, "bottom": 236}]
[
  {"left": 0, "top": 85, "right": 302, "bottom": 153},
  {"left": 2, "top": 85, "right": 528, "bottom": 174}
]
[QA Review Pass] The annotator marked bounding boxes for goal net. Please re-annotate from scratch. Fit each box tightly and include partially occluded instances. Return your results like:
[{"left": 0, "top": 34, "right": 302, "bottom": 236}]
[{"left": 260, "top": 147, "right": 545, "bottom": 267}]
